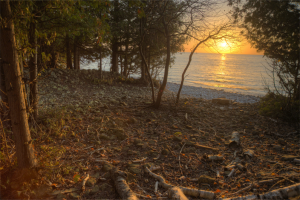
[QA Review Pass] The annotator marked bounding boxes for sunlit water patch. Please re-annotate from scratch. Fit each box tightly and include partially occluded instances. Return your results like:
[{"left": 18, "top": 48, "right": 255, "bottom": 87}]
[{"left": 82, "top": 52, "right": 275, "bottom": 97}]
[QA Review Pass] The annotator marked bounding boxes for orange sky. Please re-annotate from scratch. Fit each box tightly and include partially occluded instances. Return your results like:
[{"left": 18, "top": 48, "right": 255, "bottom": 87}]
[
  {"left": 184, "top": 40, "right": 264, "bottom": 55},
  {"left": 181, "top": 2, "right": 265, "bottom": 56}
]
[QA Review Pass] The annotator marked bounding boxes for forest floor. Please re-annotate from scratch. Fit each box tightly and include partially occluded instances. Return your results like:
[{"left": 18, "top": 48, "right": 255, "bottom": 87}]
[{"left": 1, "top": 68, "right": 300, "bottom": 199}]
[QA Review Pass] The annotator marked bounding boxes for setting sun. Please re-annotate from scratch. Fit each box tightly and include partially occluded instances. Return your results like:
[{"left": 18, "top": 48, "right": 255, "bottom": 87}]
[{"left": 220, "top": 41, "right": 228, "bottom": 48}]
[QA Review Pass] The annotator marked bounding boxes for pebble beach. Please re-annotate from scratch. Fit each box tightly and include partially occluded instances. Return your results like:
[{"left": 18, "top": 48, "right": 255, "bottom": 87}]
[{"left": 166, "top": 82, "right": 261, "bottom": 104}]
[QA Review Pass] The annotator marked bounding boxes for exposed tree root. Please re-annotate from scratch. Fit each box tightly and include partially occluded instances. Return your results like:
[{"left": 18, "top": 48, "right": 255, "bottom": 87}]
[{"left": 110, "top": 167, "right": 138, "bottom": 200}]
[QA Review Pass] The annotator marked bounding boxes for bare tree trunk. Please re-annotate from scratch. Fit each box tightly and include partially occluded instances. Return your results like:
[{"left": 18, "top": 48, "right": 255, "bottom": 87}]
[
  {"left": 120, "top": 55, "right": 123, "bottom": 75},
  {"left": 99, "top": 48, "right": 103, "bottom": 79},
  {"left": 73, "top": 38, "right": 80, "bottom": 70},
  {"left": 140, "top": 18, "right": 146, "bottom": 82},
  {"left": 0, "top": 56, "right": 9, "bottom": 127},
  {"left": 111, "top": 40, "right": 118, "bottom": 73},
  {"left": 66, "top": 33, "right": 73, "bottom": 69},
  {"left": 155, "top": 18, "right": 170, "bottom": 108},
  {"left": 176, "top": 27, "right": 225, "bottom": 105},
  {"left": 28, "top": 22, "right": 38, "bottom": 120},
  {"left": 0, "top": 0, "right": 37, "bottom": 168},
  {"left": 139, "top": 18, "right": 155, "bottom": 104}
]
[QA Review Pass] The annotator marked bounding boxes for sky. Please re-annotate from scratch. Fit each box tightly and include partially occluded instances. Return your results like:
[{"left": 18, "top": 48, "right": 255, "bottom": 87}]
[
  {"left": 184, "top": 41, "right": 263, "bottom": 55},
  {"left": 183, "top": 1, "right": 264, "bottom": 55}
]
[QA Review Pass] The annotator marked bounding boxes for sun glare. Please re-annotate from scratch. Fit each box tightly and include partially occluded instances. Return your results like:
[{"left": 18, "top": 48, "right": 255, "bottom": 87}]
[
  {"left": 217, "top": 40, "right": 235, "bottom": 54},
  {"left": 220, "top": 41, "right": 228, "bottom": 48}
]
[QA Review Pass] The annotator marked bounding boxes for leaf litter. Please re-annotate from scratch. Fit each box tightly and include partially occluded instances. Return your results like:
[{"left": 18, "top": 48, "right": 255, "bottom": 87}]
[{"left": 1, "top": 68, "right": 300, "bottom": 199}]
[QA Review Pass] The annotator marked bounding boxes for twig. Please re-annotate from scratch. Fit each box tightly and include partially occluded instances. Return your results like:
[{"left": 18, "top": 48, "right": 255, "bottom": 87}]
[
  {"left": 230, "top": 178, "right": 279, "bottom": 196},
  {"left": 136, "top": 184, "right": 149, "bottom": 195},
  {"left": 179, "top": 143, "right": 186, "bottom": 175},
  {"left": 82, "top": 174, "right": 89, "bottom": 191},
  {"left": 132, "top": 157, "right": 147, "bottom": 163},
  {"left": 155, "top": 181, "right": 159, "bottom": 193},
  {"left": 268, "top": 179, "right": 285, "bottom": 192}
]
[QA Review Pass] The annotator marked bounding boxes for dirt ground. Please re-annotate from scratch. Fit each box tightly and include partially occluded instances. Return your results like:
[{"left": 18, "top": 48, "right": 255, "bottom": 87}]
[{"left": 1, "top": 68, "right": 299, "bottom": 199}]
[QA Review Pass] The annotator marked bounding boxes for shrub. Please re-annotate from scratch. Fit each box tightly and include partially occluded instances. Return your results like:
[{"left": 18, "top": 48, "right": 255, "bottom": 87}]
[{"left": 259, "top": 92, "right": 300, "bottom": 126}]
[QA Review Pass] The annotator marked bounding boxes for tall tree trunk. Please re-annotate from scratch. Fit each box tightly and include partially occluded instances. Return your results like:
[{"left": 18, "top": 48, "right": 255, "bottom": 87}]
[
  {"left": 120, "top": 55, "right": 123, "bottom": 75},
  {"left": 140, "top": 18, "right": 146, "bottom": 82},
  {"left": 111, "top": 40, "right": 118, "bottom": 73},
  {"left": 0, "top": 0, "right": 37, "bottom": 168},
  {"left": 28, "top": 22, "right": 38, "bottom": 120},
  {"left": 0, "top": 54, "right": 9, "bottom": 127},
  {"left": 99, "top": 48, "right": 103, "bottom": 79},
  {"left": 155, "top": 18, "right": 170, "bottom": 108},
  {"left": 73, "top": 38, "right": 80, "bottom": 70},
  {"left": 111, "top": 0, "right": 119, "bottom": 74},
  {"left": 66, "top": 33, "right": 73, "bottom": 69}
]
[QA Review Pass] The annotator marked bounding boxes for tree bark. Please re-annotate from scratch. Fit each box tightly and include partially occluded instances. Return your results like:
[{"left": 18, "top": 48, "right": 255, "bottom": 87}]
[
  {"left": 66, "top": 33, "right": 73, "bottom": 69},
  {"left": 111, "top": 40, "right": 118, "bottom": 73},
  {"left": 28, "top": 22, "right": 38, "bottom": 120},
  {"left": 0, "top": 54, "right": 9, "bottom": 127},
  {"left": 0, "top": 0, "right": 37, "bottom": 168},
  {"left": 99, "top": 48, "right": 103, "bottom": 79},
  {"left": 155, "top": 18, "right": 170, "bottom": 108},
  {"left": 73, "top": 38, "right": 80, "bottom": 70}
]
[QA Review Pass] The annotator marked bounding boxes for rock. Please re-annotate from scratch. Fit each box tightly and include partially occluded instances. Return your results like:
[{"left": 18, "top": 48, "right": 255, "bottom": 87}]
[
  {"left": 198, "top": 175, "right": 215, "bottom": 185},
  {"left": 102, "top": 163, "right": 113, "bottom": 172},
  {"left": 148, "top": 140, "right": 156, "bottom": 145},
  {"left": 127, "top": 117, "right": 137, "bottom": 124},
  {"left": 56, "top": 193, "right": 67, "bottom": 200},
  {"left": 148, "top": 150, "right": 159, "bottom": 156},
  {"left": 92, "top": 172, "right": 100, "bottom": 178},
  {"left": 51, "top": 71, "right": 57, "bottom": 78},
  {"left": 173, "top": 136, "right": 182, "bottom": 142},
  {"left": 134, "top": 138, "right": 143, "bottom": 145},
  {"left": 161, "top": 149, "right": 169, "bottom": 155},
  {"left": 69, "top": 192, "right": 80, "bottom": 199},
  {"left": 127, "top": 164, "right": 141, "bottom": 175},
  {"left": 281, "top": 155, "right": 300, "bottom": 161},
  {"left": 99, "top": 134, "right": 111, "bottom": 140},
  {"left": 86, "top": 177, "right": 97, "bottom": 187},
  {"left": 90, "top": 185, "right": 100, "bottom": 195},
  {"left": 99, "top": 183, "right": 111, "bottom": 192},
  {"left": 110, "top": 128, "right": 127, "bottom": 140},
  {"left": 212, "top": 98, "right": 231, "bottom": 105}
]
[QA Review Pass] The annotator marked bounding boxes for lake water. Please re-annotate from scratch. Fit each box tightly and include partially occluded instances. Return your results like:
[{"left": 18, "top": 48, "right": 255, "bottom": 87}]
[{"left": 82, "top": 52, "right": 272, "bottom": 97}]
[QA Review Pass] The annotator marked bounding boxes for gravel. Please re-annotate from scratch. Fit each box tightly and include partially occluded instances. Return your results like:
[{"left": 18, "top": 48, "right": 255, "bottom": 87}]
[{"left": 166, "top": 82, "right": 261, "bottom": 104}]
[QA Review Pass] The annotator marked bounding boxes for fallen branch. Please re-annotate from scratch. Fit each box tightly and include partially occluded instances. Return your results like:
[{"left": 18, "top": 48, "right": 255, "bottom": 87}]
[
  {"left": 82, "top": 174, "right": 89, "bottom": 191},
  {"left": 194, "top": 143, "right": 218, "bottom": 151},
  {"left": 230, "top": 178, "right": 279, "bottom": 196},
  {"left": 145, "top": 166, "right": 215, "bottom": 199},
  {"left": 168, "top": 187, "right": 188, "bottom": 200}
]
